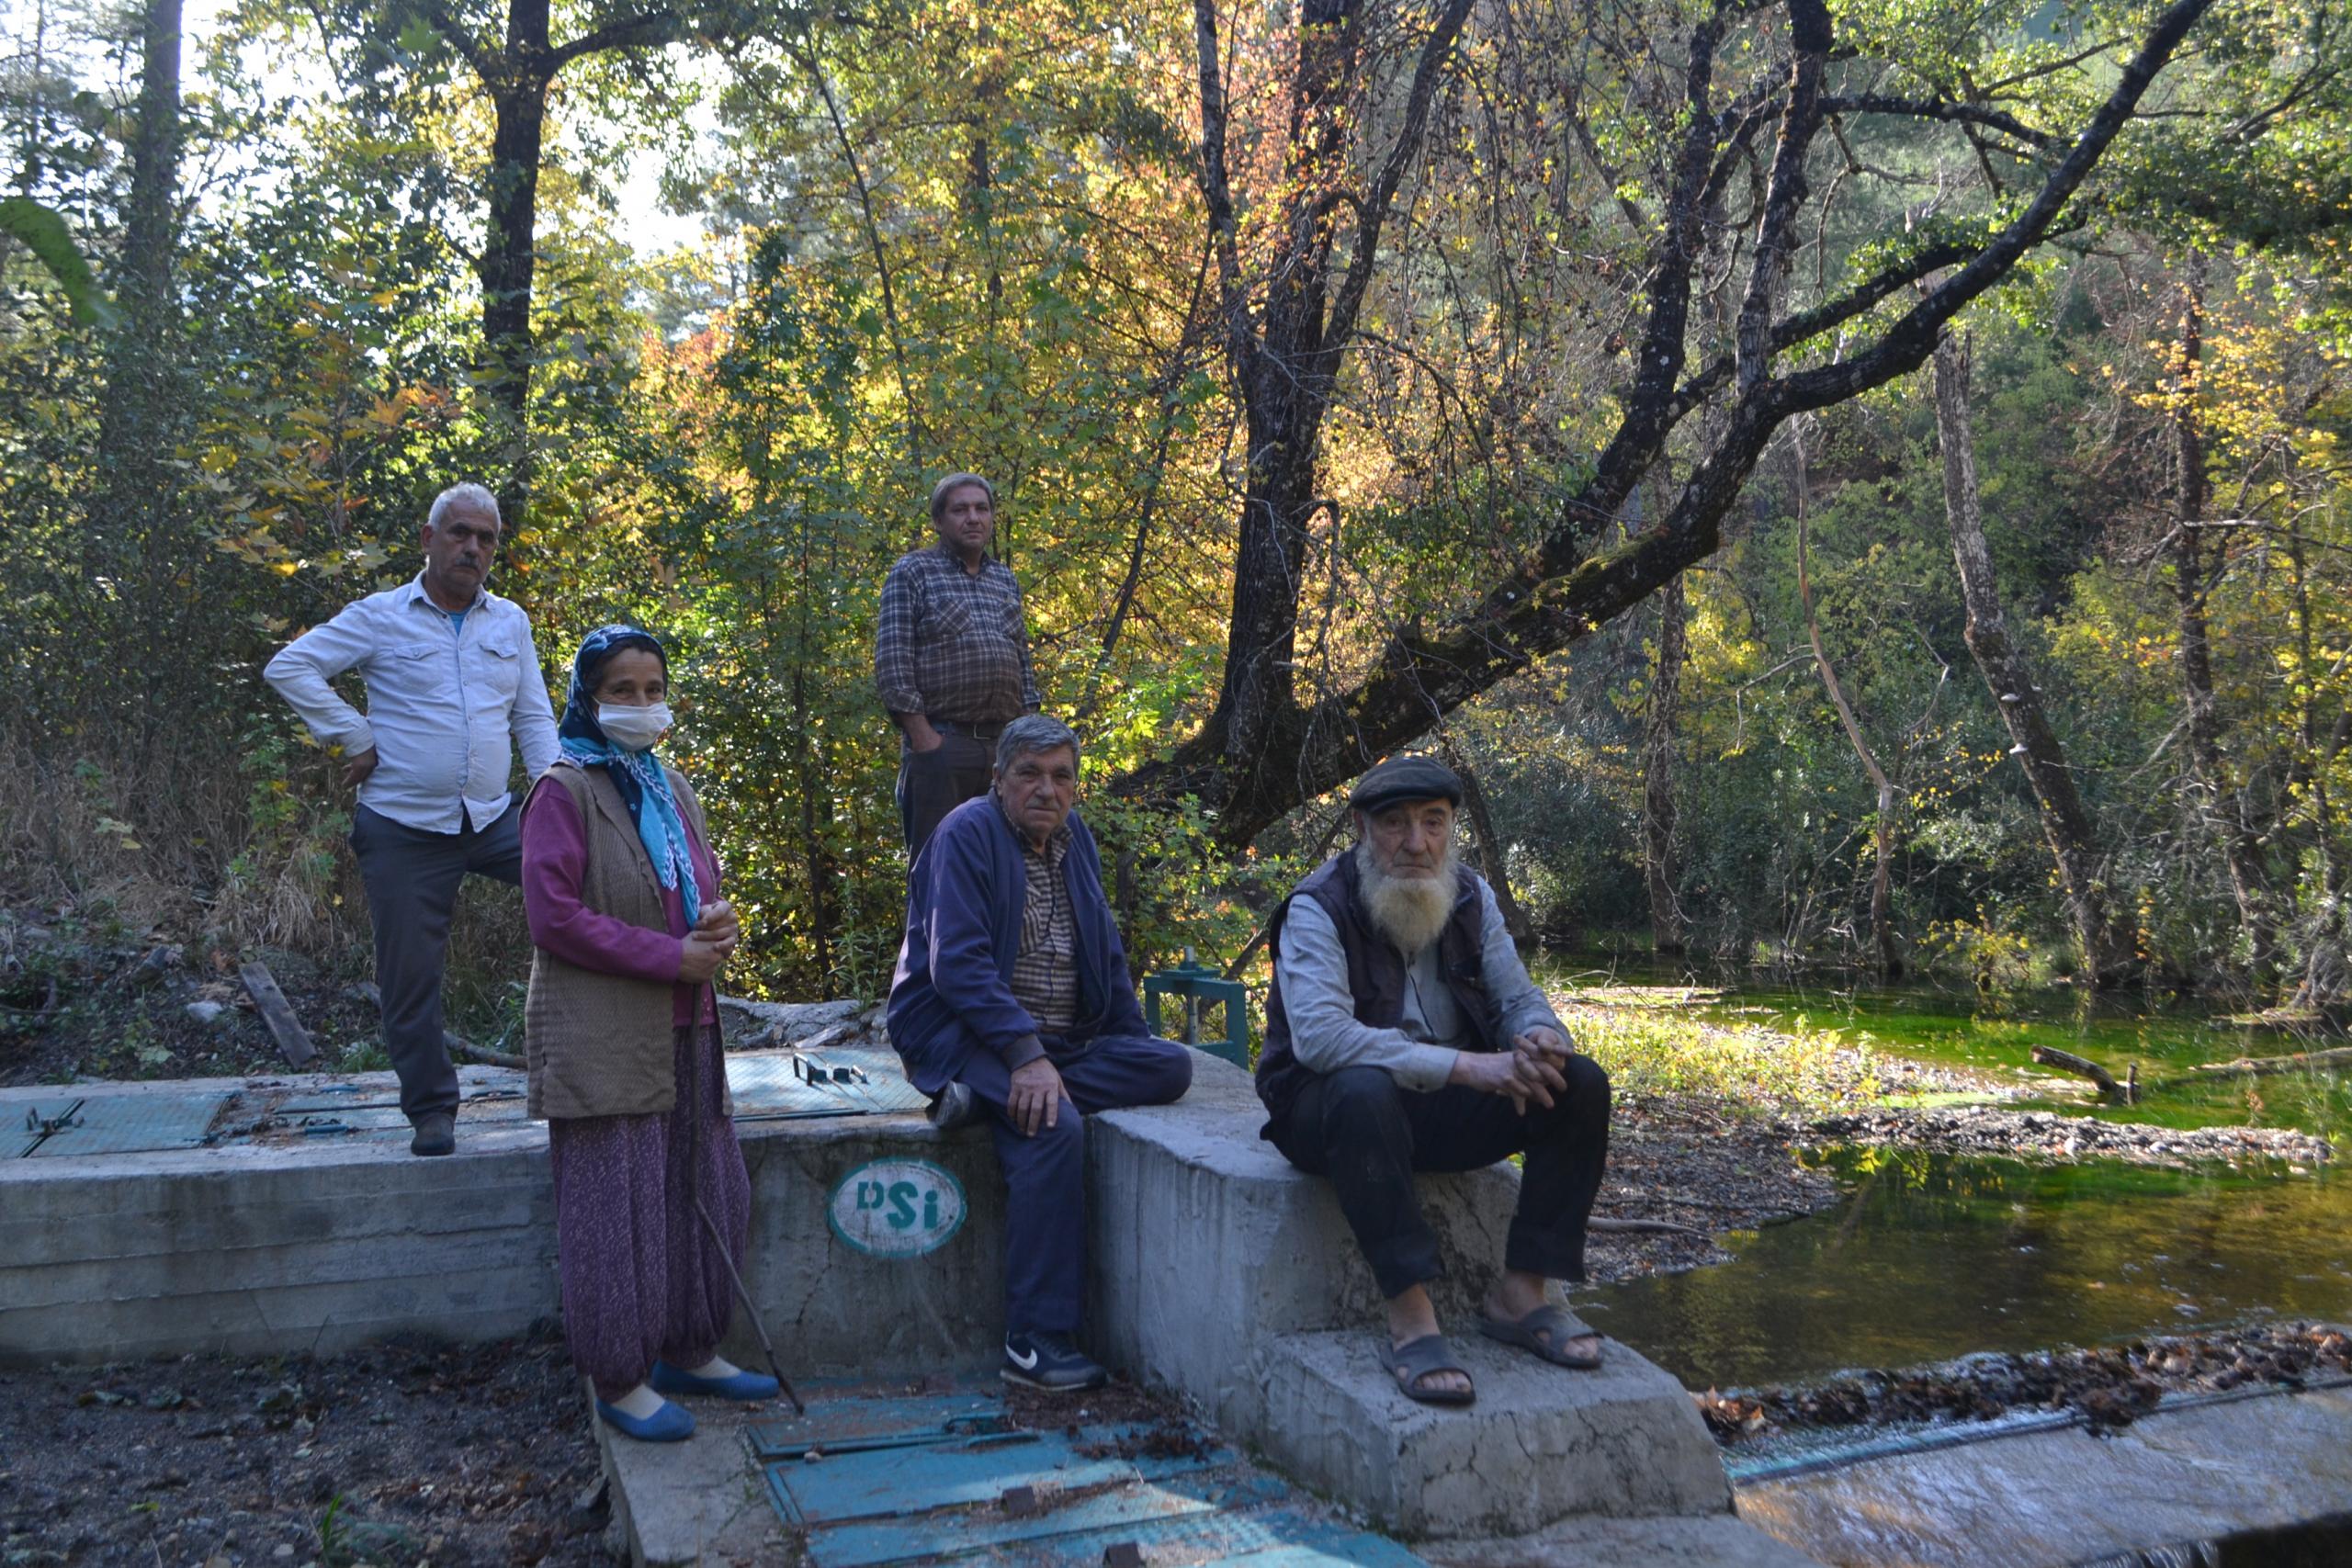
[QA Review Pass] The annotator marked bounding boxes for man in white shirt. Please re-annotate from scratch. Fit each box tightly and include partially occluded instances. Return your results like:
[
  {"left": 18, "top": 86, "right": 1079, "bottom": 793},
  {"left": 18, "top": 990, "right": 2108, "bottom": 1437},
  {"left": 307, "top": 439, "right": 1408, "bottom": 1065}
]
[
  {"left": 265, "top": 483, "right": 560, "bottom": 1156},
  {"left": 1254, "top": 756, "right": 1611, "bottom": 1406}
]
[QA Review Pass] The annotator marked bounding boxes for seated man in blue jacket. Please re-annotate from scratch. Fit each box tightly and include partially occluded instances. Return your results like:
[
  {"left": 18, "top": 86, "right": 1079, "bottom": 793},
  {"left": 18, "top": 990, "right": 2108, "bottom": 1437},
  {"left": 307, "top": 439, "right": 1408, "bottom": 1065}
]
[{"left": 887, "top": 714, "right": 1193, "bottom": 1393}]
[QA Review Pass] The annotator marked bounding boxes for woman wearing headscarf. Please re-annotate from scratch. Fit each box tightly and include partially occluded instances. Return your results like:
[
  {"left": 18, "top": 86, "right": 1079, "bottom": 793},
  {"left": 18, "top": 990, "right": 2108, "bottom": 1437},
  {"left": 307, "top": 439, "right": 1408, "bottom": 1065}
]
[{"left": 520, "top": 624, "right": 775, "bottom": 1442}]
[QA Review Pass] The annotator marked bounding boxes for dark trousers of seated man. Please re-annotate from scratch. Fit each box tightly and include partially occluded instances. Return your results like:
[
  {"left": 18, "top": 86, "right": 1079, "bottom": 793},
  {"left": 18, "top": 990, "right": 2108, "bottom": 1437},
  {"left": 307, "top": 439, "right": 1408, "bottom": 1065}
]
[
  {"left": 953, "top": 1032, "right": 1194, "bottom": 1334},
  {"left": 1268, "top": 1057, "right": 1611, "bottom": 1297},
  {"left": 350, "top": 801, "right": 524, "bottom": 1123}
]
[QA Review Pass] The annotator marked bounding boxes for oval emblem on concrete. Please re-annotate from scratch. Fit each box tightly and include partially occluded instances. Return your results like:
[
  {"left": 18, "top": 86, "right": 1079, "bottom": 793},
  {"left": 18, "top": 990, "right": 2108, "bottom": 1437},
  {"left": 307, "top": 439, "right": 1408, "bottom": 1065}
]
[{"left": 827, "top": 1158, "right": 967, "bottom": 1258}]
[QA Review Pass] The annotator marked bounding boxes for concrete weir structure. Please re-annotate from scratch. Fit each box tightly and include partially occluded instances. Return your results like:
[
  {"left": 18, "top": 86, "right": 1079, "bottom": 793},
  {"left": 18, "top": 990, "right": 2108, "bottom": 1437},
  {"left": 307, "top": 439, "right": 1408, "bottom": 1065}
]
[
  {"left": 1088, "top": 1060, "right": 1733, "bottom": 1540},
  {"left": 1, "top": 1037, "right": 1763, "bottom": 1562}
]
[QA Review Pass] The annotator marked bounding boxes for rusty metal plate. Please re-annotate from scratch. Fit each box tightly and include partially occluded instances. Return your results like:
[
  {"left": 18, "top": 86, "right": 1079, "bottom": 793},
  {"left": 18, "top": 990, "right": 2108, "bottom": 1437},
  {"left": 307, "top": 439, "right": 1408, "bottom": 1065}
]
[
  {"left": 773, "top": 1425, "right": 1233, "bottom": 1529},
  {"left": 751, "top": 1392, "right": 1011, "bottom": 1461},
  {"left": 801, "top": 1472, "right": 1290, "bottom": 1568}
]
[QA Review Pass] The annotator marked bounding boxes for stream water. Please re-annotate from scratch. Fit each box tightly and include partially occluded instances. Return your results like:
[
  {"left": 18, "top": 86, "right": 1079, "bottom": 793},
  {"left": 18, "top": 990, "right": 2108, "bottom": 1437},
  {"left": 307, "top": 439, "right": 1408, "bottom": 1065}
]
[
  {"left": 1540, "top": 964, "right": 2352, "bottom": 1391},
  {"left": 1579, "top": 1146, "right": 2350, "bottom": 1391}
]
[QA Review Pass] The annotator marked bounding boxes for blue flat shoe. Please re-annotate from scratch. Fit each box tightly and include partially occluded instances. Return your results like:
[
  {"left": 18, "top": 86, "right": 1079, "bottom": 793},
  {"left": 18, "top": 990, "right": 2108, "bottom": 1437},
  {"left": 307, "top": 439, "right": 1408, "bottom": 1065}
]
[
  {"left": 650, "top": 1359, "right": 781, "bottom": 1402},
  {"left": 595, "top": 1396, "right": 695, "bottom": 1442}
]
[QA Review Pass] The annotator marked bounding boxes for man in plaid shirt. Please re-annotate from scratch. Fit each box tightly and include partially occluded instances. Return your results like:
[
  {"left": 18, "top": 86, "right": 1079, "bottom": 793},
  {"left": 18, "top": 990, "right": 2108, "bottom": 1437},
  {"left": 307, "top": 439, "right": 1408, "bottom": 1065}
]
[{"left": 875, "top": 472, "right": 1041, "bottom": 851}]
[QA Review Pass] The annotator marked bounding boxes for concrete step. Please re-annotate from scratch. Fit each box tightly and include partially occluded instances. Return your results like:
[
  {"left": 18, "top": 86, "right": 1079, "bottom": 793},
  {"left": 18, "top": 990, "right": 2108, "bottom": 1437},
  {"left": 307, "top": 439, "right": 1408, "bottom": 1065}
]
[{"left": 1249, "top": 1327, "right": 1732, "bottom": 1540}]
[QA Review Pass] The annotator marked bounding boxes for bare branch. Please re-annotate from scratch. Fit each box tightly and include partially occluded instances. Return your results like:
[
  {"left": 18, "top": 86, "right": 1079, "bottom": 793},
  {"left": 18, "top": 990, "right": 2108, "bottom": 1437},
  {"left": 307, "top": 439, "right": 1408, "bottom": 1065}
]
[
  {"left": 1192, "top": 0, "right": 1246, "bottom": 368},
  {"left": 551, "top": 8, "right": 686, "bottom": 70},
  {"left": 1773, "top": 0, "right": 2219, "bottom": 416},
  {"left": 1817, "top": 93, "right": 2059, "bottom": 150},
  {"left": 1323, "top": 0, "right": 1475, "bottom": 355},
  {"left": 1735, "top": 0, "right": 1832, "bottom": 391}
]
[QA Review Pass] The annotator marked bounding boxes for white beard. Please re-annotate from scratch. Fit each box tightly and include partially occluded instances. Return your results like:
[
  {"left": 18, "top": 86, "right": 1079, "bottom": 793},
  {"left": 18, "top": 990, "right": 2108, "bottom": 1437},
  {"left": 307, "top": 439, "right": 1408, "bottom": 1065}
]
[{"left": 1357, "top": 840, "right": 1457, "bottom": 957}]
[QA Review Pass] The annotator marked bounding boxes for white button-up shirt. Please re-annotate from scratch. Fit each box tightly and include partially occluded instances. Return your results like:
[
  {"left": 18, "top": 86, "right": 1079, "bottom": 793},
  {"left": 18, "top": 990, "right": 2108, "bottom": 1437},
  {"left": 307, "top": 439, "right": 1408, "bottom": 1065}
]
[{"left": 264, "top": 574, "right": 561, "bottom": 834}]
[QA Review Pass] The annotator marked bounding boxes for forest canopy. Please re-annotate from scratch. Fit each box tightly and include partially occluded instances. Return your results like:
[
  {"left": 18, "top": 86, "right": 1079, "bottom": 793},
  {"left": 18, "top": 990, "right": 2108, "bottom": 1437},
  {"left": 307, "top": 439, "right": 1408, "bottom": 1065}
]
[{"left": 4, "top": 0, "right": 2349, "bottom": 1011}]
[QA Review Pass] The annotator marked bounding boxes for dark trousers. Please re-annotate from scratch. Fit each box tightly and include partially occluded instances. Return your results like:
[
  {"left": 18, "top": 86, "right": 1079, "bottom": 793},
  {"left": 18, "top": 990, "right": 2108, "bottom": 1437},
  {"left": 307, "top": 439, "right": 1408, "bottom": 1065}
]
[
  {"left": 896, "top": 728, "right": 996, "bottom": 853},
  {"left": 951, "top": 1033, "right": 1194, "bottom": 1335},
  {"left": 1268, "top": 1058, "right": 1611, "bottom": 1299},
  {"left": 349, "top": 802, "right": 523, "bottom": 1122}
]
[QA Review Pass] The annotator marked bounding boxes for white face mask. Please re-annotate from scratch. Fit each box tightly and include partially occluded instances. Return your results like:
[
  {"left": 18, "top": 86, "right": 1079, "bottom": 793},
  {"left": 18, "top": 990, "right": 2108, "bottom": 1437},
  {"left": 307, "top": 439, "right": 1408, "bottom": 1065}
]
[{"left": 598, "top": 701, "right": 673, "bottom": 751}]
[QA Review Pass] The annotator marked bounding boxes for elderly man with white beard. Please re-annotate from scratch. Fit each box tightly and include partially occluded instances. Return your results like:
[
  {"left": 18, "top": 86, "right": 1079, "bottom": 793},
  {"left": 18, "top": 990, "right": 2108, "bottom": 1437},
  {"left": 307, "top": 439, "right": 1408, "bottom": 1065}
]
[{"left": 1254, "top": 755, "right": 1611, "bottom": 1407}]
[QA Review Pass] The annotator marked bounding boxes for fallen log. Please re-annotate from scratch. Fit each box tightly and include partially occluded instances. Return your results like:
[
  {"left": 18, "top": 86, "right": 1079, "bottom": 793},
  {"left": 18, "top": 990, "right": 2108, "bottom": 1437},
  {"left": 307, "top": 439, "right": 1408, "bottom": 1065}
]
[
  {"left": 444, "top": 1032, "right": 526, "bottom": 1071},
  {"left": 2030, "top": 1045, "right": 2132, "bottom": 1103},
  {"left": 238, "top": 961, "right": 317, "bottom": 1069},
  {"left": 2188, "top": 1045, "right": 2352, "bottom": 1077}
]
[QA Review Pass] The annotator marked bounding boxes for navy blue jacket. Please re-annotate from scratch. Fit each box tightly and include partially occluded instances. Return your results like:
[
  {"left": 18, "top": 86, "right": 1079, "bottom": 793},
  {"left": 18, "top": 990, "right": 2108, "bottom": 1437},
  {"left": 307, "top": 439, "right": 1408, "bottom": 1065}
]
[{"left": 887, "top": 794, "right": 1148, "bottom": 1094}]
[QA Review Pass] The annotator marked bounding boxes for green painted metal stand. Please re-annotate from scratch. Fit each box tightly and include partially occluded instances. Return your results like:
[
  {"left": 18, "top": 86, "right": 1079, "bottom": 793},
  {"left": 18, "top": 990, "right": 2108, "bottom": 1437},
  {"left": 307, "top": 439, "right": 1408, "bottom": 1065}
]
[{"left": 1142, "top": 949, "right": 1251, "bottom": 1068}]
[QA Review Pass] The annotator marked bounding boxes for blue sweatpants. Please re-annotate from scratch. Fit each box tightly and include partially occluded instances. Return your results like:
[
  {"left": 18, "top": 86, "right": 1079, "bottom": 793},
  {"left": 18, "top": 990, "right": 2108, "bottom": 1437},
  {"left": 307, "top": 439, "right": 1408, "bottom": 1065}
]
[{"left": 951, "top": 1033, "right": 1194, "bottom": 1335}]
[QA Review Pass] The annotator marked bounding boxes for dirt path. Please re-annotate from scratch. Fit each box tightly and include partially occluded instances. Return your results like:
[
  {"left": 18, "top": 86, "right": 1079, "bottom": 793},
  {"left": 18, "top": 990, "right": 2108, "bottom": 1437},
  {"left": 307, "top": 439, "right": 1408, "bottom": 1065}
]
[{"left": 0, "top": 1332, "right": 609, "bottom": 1568}]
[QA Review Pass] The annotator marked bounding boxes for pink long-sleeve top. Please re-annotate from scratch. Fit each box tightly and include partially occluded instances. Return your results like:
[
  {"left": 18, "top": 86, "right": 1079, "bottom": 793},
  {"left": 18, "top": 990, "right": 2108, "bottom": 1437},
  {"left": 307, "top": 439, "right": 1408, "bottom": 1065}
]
[{"left": 521, "top": 777, "right": 721, "bottom": 1027}]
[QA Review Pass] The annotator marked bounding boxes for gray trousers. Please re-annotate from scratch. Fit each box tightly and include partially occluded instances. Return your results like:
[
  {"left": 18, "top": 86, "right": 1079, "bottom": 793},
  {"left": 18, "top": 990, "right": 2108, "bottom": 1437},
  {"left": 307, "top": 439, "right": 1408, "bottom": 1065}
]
[{"left": 349, "top": 802, "right": 523, "bottom": 1121}]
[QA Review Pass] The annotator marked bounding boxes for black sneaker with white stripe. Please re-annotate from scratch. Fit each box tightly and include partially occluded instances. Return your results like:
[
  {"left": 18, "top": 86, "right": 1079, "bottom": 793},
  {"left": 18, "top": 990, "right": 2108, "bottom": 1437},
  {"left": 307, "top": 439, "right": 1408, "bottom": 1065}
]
[{"left": 1001, "top": 1331, "right": 1106, "bottom": 1392}]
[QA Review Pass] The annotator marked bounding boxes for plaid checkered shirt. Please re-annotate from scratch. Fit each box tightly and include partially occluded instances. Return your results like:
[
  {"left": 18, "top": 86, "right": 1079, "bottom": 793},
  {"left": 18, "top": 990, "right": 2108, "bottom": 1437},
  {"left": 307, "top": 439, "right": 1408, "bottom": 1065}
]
[
  {"left": 873, "top": 542, "right": 1039, "bottom": 725},
  {"left": 1002, "top": 795, "right": 1080, "bottom": 1036}
]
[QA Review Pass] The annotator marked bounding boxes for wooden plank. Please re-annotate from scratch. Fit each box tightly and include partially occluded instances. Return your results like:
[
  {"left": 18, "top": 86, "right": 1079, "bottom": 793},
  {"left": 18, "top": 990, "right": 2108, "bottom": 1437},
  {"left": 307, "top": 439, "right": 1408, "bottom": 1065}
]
[{"left": 237, "top": 961, "right": 317, "bottom": 1067}]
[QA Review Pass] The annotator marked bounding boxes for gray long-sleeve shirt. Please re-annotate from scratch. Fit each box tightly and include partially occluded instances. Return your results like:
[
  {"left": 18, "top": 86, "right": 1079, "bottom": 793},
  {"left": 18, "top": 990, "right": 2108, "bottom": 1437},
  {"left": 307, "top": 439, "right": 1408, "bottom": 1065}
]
[{"left": 1275, "top": 876, "right": 1567, "bottom": 1092}]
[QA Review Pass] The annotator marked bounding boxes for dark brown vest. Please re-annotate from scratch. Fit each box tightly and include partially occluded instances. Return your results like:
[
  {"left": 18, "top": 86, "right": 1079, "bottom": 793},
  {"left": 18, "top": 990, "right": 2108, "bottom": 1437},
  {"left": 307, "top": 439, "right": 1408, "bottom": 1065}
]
[{"left": 1255, "top": 852, "right": 1500, "bottom": 1126}]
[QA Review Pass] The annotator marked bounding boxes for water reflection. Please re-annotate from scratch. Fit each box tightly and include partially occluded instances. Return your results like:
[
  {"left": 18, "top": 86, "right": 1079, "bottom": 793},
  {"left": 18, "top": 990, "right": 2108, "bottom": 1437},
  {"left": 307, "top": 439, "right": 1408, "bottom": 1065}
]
[{"left": 1578, "top": 1148, "right": 2352, "bottom": 1391}]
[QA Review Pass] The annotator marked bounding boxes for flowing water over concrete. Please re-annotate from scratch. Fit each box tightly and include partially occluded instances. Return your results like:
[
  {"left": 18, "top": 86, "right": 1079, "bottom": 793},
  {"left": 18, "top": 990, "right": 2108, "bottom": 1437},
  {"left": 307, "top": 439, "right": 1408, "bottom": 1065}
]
[{"left": 1577, "top": 1147, "right": 2350, "bottom": 1392}]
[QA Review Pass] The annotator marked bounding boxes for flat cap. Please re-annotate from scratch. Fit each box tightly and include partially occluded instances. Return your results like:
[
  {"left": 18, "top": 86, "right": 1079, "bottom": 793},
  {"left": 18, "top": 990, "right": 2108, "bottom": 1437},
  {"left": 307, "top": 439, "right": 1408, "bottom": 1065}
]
[{"left": 1349, "top": 755, "right": 1463, "bottom": 816}]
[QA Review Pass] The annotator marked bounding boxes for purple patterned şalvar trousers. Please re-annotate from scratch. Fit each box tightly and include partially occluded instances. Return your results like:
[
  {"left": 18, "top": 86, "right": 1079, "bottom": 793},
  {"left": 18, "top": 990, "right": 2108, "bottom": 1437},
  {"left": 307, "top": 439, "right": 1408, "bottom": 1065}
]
[{"left": 547, "top": 1025, "right": 752, "bottom": 1402}]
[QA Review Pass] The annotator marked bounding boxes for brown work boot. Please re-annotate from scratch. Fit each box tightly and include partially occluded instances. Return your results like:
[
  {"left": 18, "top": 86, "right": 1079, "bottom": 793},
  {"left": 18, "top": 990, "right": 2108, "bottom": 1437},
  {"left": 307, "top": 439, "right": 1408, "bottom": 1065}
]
[{"left": 409, "top": 1111, "right": 456, "bottom": 1157}]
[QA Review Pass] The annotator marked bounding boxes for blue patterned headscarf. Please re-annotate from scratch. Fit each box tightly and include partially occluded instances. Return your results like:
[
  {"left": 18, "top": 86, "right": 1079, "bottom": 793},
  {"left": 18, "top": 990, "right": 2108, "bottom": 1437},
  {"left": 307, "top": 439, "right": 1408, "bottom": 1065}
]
[{"left": 558, "top": 625, "right": 701, "bottom": 925}]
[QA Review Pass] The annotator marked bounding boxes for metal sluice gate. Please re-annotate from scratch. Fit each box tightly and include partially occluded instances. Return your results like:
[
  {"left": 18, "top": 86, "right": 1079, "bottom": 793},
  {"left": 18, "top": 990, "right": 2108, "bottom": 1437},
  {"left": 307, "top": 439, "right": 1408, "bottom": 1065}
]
[
  {"left": 752, "top": 1382, "right": 1427, "bottom": 1567},
  {"left": 13, "top": 1046, "right": 929, "bottom": 1157}
]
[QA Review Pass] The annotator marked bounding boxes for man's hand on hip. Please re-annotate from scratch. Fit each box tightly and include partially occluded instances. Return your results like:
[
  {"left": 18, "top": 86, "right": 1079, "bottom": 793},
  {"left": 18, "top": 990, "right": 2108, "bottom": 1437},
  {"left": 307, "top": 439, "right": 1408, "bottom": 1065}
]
[
  {"left": 1006, "top": 1056, "right": 1066, "bottom": 1136},
  {"left": 342, "top": 747, "right": 379, "bottom": 789},
  {"left": 901, "top": 716, "right": 945, "bottom": 754}
]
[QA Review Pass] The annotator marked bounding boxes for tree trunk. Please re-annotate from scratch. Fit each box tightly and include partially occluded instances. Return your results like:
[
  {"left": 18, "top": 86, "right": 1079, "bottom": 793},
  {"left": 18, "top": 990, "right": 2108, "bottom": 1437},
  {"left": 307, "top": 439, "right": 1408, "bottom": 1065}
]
[
  {"left": 1182, "top": 0, "right": 1474, "bottom": 824},
  {"left": 1932, "top": 333, "right": 2134, "bottom": 986},
  {"left": 1644, "top": 573, "right": 1688, "bottom": 956},
  {"left": 2165, "top": 268, "right": 2275, "bottom": 980},
  {"left": 481, "top": 1, "right": 552, "bottom": 525},
  {"left": 1792, "top": 424, "right": 1902, "bottom": 976},
  {"left": 95, "top": 0, "right": 183, "bottom": 731},
  {"left": 1446, "top": 745, "right": 1532, "bottom": 943}
]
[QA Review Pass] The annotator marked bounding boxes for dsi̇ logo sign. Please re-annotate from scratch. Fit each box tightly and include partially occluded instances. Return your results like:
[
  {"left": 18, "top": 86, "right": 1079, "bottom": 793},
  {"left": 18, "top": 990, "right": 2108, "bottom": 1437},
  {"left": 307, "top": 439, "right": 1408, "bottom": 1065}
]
[{"left": 827, "top": 1158, "right": 967, "bottom": 1258}]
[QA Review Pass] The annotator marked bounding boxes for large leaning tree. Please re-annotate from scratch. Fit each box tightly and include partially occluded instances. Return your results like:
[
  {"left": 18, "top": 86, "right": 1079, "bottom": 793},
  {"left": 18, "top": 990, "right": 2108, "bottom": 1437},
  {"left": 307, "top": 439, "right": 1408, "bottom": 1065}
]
[{"left": 1121, "top": 0, "right": 2227, "bottom": 850}]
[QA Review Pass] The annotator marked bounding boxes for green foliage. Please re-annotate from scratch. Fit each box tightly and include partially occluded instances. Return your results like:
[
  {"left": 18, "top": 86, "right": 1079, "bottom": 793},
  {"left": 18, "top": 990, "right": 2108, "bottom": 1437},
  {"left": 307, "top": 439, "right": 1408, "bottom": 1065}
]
[
  {"left": 2, "top": 0, "right": 2350, "bottom": 1034},
  {"left": 0, "top": 197, "right": 116, "bottom": 328}
]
